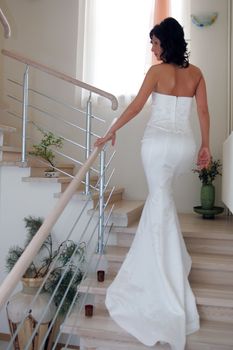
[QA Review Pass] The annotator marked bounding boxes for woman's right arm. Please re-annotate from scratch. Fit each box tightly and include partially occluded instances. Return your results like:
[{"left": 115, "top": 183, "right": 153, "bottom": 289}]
[
  {"left": 195, "top": 74, "right": 211, "bottom": 169},
  {"left": 94, "top": 65, "right": 158, "bottom": 147}
]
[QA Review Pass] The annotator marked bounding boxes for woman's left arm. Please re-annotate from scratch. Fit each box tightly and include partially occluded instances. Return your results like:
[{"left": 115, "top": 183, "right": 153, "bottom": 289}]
[{"left": 94, "top": 66, "right": 158, "bottom": 146}]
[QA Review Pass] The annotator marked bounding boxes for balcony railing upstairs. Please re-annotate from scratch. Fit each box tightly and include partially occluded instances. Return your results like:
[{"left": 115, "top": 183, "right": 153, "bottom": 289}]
[
  {"left": 0, "top": 8, "right": 11, "bottom": 38},
  {"left": 0, "top": 49, "right": 118, "bottom": 349}
]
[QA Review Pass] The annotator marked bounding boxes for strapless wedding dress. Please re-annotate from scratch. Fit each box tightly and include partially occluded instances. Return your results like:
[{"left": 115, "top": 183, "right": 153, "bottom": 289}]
[{"left": 105, "top": 92, "right": 200, "bottom": 350}]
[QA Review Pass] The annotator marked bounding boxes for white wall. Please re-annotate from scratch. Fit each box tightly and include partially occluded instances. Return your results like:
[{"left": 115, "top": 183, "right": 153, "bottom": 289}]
[
  {"left": 0, "top": 0, "right": 79, "bottom": 75},
  {"left": 0, "top": 0, "right": 83, "bottom": 152},
  {"left": 188, "top": 0, "right": 229, "bottom": 208}
]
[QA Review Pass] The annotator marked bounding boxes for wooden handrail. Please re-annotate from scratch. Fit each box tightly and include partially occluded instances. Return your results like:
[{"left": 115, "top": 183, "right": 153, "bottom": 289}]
[
  {"left": 0, "top": 146, "right": 101, "bottom": 308},
  {"left": 0, "top": 116, "right": 117, "bottom": 308},
  {"left": 2, "top": 49, "right": 118, "bottom": 110},
  {"left": 0, "top": 8, "right": 11, "bottom": 38}
]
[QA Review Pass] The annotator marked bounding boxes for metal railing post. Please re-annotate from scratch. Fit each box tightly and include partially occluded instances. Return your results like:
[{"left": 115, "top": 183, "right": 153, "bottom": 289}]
[
  {"left": 85, "top": 92, "right": 92, "bottom": 194},
  {"left": 97, "top": 148, "right": 106, "bottom": 254},
  {"left": 21, "top": 65, "right": 29, "bottom": 163}
]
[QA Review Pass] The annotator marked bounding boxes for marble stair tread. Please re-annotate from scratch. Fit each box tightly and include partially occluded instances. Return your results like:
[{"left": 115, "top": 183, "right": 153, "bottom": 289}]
[
  {"left": 90, "top": 187, "right": 124, "bottom": 201},
  {"left": 54, "top": 186, "right": 124, "bottom": 203},
  {"left": 105, "top": 245, "right": 233, "bottom": 271},
  {"left": 111, "top": 213, "right": 233, "bottom": 240},
  {"left": 186, "top": 320, "right": 233, "bottom": 347},
  {"left": 180, "top": 213, "right": 233, "bottom": 238},
  {"left": 62, "top": 309, "right": 233, "bottom": 348},
  {"left": 104, "top": 199, "right": 144, "bottom": 216},
  {"left": 191, "top": 283, "right": 233, "bottom": 307},
  {"left": 78, "top": 276, "right": 233, "bottom": 308},
  {"left": 88, "top": 200, "right": 144, "bottom": 227},
  {"left": 191, "top": 252, "right": 233, "bottom": 271},
  {"left": 0, "top": 124, "right": 16, "bottom": 132},
  {"left": 0, "top": 160, "right": 23, "bottom": 166},
  {"left": 62, "top": 307, "right": 165, "bottom": 344},
  {"left": 0, "top": 145, "right": 21, "bottom": 152},
  {"left": 79, "top": 187, "right": 124, "bottom": 200},
  {"left": 58, "top": 175, "right": 98, "bottom": 184},
  {"left": 22, "top": 176, "right": 73, "bottom": 182},
  {"left": 26, "top": 159, "right": 75, "bottom": 168}
]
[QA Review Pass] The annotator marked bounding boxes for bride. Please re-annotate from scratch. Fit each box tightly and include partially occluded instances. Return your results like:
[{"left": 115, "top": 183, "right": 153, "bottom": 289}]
[{"left": 95, "top": 17, "right": 211, "bottom": 350}]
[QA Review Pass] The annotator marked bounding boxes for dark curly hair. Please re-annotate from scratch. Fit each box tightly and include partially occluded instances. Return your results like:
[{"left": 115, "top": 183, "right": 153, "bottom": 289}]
[{"left": 150, "top": 17, "right": 189, "bottom": 68}]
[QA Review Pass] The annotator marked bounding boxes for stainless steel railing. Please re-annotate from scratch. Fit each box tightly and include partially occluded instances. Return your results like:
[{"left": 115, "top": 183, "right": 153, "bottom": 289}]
[{"left": 0, "top": 50, "right": 118, "bottom": 349}]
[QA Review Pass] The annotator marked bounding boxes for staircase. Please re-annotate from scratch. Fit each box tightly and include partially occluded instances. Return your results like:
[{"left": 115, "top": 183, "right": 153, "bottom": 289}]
[
  {"left": 1, "top": 121, "right": 233, "bottom": 350},
  {"left": 1, "top": 123, "right": 233, "bottom": 349},
  {"left": 62, "top": 213, "right": 233, "bottom": 350},
  {"left": 0, "top": 124, "right": 20, "bottom": 163}
]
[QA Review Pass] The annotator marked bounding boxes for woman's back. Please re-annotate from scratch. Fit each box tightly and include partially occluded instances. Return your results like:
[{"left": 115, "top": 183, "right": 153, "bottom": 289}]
[{"left": 153, "top": 63, "right": 202, "bottom": 97}]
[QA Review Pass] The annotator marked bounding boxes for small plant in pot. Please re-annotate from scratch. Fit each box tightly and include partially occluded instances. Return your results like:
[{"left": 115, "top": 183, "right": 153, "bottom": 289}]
[
  {"left": 6, "top": 216, "right": 86, "bottom": 349},
  {"left": 29, "top": 128, "right": 63, "bottom": 178},
  {"left": 192, "top": 159, "right": 222, "bottom": 210},
  {"left": 6, "top": 215, "right": 86, "bottom": 315}
]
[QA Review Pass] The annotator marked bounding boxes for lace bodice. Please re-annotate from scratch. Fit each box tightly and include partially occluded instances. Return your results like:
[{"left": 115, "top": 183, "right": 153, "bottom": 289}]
[{"left": 145, "top": 92, "right": 193, "bottom": 133}]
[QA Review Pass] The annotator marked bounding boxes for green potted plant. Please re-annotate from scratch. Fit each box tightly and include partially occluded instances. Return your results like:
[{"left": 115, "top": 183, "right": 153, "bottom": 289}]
[
  {"left": 6, "top": 215, "right": 86, "bottom": 313},
  {"left": 192, "top": 159, "right": 222, "bottom": 210},
  {"left": 6, "top": 216, "right": 86, "bottom": 349},
  {"left": 29, "top": 128, "right": 63, "bottom": 178}
]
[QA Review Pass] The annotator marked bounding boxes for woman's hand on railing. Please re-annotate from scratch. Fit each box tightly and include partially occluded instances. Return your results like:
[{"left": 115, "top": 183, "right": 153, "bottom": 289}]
[{"left": 94, "top": 131, "right": 116, "bottom": 147}]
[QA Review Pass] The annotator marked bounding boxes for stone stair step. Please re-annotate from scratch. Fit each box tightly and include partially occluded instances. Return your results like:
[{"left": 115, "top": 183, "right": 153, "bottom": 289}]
[
  {"left": 104, "top": 245, "right": 233, "bottom": 285},
  {"left": 78, "top": 275, "right": 233, "bottom": 323},
  {"left": 60, "top": 175, "right": 98, "bottom": 193},
  {"left": 186, "top": 320, "right": 233, "bottom": 350},
  {"left": 0, "top": 124, "right": 17, "bottom": 132},
  {"left": 22, "top": 175, "right": 99, "bottom": 198},
  {"left": 185, "top": 237, "right": 233, "bottom": 255},
  {"left": 88, "top": 200, "right": 144, "bottom": 227},
  {"left": 22, "top": 175, "right": 72, "bottom": 183},
  {"left": 27, "top": 160, "right": 75, "bottom": 177},
  {"left": 105, "top": 245, "right": 233, "bottom": 269},
  {"left": 0, "top": 145, "right": 22, "bottom": 161},
  {"left": 114, "top": 214, "right": 233, "bottom": 255},
  {"left": 191, "top": 253, "right": 233, "bottom": 272},
  {"left": 54, "top": 187, "right": 125, "bottom": 209},
  {"left": 79, "top": 276, "right": 233, "bottom": 308},
  {"left": 62, "top": 308, "right": 168, "bottom": 349},
  {"left": 91, "top": 187, "right": 124, "bottom": 207},
  {"left": 0, "top": 160, "right": 23, "bottom": 166},
  {"left": 190, "top": 253, "right": 233, "bottom": 286},
  {"left": 192, "top": 283, "right": 233, "bottom": 308},
  {"left": 62, "top": 309, "right": 233, "bottom": 350}
]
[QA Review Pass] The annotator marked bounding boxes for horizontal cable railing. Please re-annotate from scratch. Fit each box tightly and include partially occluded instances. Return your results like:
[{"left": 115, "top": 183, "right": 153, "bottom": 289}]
[
  {"left": 1, "top": 49, "right": 118, "bottom": 349},
  {"left": 0, "top": 8, "right": 11, "bottom": 38},
  {"left": 2, "top": 49, "right": 118, "bottom": 110}
]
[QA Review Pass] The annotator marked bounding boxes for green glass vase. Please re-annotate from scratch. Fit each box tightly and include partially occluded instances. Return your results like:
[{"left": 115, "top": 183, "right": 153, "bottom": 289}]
[{"left": 201, "top": 183, "right": 215, "bottom": 209}]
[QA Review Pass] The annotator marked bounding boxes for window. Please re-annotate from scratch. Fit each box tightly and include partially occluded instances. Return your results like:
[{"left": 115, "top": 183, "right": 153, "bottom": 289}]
[
  {"left": 80, "top": 0, "right": 190, "bottom": 98},
  {"left": 82, "top": 0, "right": 154, "bottom": 97}
]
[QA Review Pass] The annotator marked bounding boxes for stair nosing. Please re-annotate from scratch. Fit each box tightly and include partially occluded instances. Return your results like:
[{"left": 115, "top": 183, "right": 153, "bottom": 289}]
[
  {"left": 78, "top": 276, "right": 233, "bottom": 308},
  {"left": 62, "top": 312, "right": 233, "bottom": 346}
]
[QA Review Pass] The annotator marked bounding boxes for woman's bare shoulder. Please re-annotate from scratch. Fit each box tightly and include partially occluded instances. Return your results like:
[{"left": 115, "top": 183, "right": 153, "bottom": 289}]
[
  {"left": 147, "top": 63, "right": 171, "bottom": 77},
  {"left": 188, "top": 64, "right": 202, "bottom": 78}
]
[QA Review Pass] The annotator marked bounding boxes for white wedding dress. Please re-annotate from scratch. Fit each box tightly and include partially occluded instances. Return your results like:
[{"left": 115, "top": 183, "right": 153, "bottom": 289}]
[{"left": 105, "top": 92, "right": 200, "bottom": 350}]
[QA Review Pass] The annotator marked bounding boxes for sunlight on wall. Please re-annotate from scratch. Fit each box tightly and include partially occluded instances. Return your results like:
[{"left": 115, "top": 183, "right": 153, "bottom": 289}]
[
  {"left": 84, "top": 0, "right": 190, "bottom": 97},
  {"left": 86, "top": 0, "right": 154, "bottom": 96},
  {"left": 170, "top": 0, "right": 191, "bottom": 39}
]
